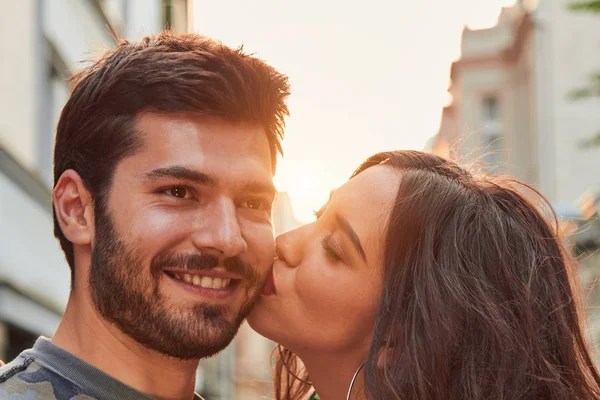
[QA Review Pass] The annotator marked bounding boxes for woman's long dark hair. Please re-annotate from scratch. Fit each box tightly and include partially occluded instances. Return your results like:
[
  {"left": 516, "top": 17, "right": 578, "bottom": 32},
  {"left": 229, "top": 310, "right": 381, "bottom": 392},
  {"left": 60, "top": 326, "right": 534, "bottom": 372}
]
[{"left": 273, "top": 150, "right": 600, "bottom": 399}]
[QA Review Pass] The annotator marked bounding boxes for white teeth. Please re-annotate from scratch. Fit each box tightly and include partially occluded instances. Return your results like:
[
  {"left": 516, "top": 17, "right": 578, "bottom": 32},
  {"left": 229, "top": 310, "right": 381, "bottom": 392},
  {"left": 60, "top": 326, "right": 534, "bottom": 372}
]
[
  {"left": 174, "top": 273, "right": 232, "bottom": 289},
  {"left": 200, "top": 276, "right": 213, "bottom": 289}
]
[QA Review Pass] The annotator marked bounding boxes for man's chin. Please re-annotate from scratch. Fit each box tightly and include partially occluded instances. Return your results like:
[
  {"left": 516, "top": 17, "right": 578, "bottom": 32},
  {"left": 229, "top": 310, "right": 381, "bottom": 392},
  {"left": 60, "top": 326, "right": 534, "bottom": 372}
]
[{"left": 120, "top": 311, "right": 240, "bottom": 360}]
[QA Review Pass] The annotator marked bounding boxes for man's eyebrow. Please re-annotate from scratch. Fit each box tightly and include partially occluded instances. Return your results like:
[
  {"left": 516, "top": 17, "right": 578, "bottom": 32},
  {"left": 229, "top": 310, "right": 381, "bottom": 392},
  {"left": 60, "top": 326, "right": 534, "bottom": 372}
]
[
  {"left": 143, "top": 166, "right": 219, "bottom": 186},
  {"left": 242, "top": 181, "right": 278, "bottom": 197},
  {"left": 143, "top": 166, "right": 276, "bottom": 197},
  {"left": 335, "top": 212, "right": 367, "bottom": 263}
]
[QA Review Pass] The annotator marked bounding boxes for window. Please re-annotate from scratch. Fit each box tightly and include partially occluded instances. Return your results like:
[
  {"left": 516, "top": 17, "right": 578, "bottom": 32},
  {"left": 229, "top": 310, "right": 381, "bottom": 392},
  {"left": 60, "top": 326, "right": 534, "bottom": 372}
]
[
  {"left": 482, "top": 96, "right": 499, "bottom": 121},
  {"left": 481, "top": 95, "right": 502, "bottom": 169},
  {"left": 162, "top": 0, "right": 191, "bottom": 32},
  {"left": 163, "top": 0, "right": 174, "bottom": 29}
]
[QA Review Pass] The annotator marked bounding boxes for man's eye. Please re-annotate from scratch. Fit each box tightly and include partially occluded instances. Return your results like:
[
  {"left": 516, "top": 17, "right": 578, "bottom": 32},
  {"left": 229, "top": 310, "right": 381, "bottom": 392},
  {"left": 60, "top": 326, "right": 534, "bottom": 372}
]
[
  {"left": 243, "top": 199, "right": 265, "bottom": 210},
  {"left": 165, "top": 187, "right": 191, "bottom": 199}
]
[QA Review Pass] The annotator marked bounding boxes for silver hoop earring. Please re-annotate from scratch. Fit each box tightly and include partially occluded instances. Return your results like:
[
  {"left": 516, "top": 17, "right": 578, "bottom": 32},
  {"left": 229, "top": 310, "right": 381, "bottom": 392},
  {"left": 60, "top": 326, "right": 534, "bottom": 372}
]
[{"left": 346, "top": 362, "right": 365, "bottom": 400}]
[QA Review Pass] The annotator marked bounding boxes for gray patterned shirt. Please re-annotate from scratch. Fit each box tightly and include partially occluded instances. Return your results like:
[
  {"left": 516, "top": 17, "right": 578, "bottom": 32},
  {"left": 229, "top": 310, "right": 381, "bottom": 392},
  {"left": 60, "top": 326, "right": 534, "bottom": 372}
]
[{"left": 0, "top": 338, "right": 204, "bottom": 400}]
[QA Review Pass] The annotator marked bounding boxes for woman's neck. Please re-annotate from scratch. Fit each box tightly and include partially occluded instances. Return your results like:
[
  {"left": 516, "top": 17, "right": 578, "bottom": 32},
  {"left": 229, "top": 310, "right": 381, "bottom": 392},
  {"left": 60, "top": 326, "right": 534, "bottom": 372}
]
[{"left": 300, "top": 352, "right": 366, "bottom": 400}]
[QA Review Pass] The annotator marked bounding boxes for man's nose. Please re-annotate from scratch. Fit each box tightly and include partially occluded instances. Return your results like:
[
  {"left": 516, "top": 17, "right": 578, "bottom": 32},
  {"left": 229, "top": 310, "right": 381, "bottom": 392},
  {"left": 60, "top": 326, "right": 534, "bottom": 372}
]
[{"left": 190, "top": 199, "right": 248, "bottom": 258}]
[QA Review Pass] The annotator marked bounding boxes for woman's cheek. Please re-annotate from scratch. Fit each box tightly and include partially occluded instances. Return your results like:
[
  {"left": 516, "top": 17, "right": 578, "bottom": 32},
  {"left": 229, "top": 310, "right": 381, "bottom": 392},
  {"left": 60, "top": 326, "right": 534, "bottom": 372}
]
[
  {"left": 299, "top": 267, "right": 348, "bottom": 316},
  {"left": 295, "top": 265, "right": 330, "bottom": 307}
]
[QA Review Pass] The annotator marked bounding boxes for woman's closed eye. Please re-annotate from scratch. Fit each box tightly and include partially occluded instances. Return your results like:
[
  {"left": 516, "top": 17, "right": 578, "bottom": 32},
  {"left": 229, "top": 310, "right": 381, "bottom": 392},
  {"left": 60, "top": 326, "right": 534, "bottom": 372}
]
[{"left": 321, "top": 234, "right": 342, "bottom": 262}]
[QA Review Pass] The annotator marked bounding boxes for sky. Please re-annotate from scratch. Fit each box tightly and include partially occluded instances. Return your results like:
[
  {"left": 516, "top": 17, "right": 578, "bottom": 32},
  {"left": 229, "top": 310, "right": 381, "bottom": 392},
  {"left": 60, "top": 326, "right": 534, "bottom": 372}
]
[{"left": 194, "top": 0, "right": 517, "bottom": 221}]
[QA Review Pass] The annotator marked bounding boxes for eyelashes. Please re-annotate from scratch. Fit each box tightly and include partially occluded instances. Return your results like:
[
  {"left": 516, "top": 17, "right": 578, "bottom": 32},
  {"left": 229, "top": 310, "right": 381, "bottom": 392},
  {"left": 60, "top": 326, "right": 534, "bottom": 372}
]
[
  {"left": 314, "top": 205, "right": 342, "bottom": 262},
  {"left": 321, "top": 234, "right": 342, "bottom": 262}
]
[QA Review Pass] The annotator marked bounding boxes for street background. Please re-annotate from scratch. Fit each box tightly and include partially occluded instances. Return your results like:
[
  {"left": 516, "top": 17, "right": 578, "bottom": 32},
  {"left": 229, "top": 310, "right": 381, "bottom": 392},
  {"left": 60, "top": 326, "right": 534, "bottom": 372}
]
[{"left": 0, "top": 1, "right": 599, "bottom": 399}]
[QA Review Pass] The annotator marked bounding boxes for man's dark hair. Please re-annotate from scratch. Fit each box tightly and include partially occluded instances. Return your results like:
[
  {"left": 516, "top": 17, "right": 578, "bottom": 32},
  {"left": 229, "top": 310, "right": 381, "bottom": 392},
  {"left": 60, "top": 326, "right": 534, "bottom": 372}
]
[{"left": 53, "top": 31, "right": 290, "bottom": 284}]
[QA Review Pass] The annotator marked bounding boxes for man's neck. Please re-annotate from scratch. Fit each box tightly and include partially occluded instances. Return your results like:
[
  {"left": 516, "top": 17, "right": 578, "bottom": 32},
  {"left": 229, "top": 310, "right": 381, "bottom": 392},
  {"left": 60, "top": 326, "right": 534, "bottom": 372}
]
[
  {"left": 52, "top": 290, "right": 200, "bottom": 400},
  {"left": 300, "top": 351, "right": 366, "bottom": 400}
]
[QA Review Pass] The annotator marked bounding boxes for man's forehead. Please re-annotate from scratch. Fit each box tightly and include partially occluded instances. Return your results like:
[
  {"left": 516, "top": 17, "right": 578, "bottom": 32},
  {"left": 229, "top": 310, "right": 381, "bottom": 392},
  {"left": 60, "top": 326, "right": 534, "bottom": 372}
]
[
  {"left": 110, "top": 114, "right": 275, "bottom": 192},
  {"left": 136, "top": 113, "right": 269, "bottom": 147},
  {"left": 131, "top": 113, "right": 273, "bottom": 170}
]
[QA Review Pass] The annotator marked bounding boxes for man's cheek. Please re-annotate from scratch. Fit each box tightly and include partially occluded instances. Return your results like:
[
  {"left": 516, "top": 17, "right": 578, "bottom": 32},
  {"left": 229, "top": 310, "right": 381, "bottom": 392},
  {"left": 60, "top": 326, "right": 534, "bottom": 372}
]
[{"left": 250, "top": 232, "right": 275, "bottom": 261}]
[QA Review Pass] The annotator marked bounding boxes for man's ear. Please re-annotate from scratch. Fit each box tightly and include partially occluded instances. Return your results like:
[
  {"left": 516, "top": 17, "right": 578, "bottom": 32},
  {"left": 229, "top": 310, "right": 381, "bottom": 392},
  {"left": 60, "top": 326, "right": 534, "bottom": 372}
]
[{"left": 53, "top": 170, "right": 94, "bottom": 246}]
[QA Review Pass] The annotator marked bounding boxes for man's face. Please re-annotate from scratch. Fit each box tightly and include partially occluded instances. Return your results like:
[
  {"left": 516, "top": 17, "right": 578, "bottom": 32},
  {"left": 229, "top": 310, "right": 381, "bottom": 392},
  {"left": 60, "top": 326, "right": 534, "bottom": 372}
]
[{"left": 89, "top": 113, "right": 276, "bottom": 359}]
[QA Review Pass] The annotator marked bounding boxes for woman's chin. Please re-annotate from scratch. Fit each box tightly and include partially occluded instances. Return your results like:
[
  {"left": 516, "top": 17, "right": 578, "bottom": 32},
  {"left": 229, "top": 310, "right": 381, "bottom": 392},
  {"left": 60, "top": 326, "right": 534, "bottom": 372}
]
[{"left": 247, "top": 296, "right": 296, "bottom": 349}]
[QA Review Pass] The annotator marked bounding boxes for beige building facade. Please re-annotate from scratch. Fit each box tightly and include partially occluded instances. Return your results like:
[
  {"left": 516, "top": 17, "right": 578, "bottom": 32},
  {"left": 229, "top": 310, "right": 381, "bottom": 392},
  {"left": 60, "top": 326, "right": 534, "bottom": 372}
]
[{"left": 435, "top": 0, "right": 600, "bottom": 206}]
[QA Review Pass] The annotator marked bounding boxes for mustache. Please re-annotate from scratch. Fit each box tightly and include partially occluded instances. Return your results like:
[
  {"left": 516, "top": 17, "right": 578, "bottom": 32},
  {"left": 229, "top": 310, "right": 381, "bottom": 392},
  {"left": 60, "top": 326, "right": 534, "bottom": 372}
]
[{"left": 151, "top": 252, "right": 260, "bottom": 284}]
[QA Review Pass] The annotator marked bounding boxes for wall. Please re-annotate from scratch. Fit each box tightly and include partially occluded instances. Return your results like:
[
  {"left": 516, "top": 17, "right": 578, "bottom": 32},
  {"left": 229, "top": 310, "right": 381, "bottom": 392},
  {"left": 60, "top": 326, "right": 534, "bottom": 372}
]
[
  {"left": 537, "top": 0, "right": 600, "bottom": 204},
  {"left": 0, "top": 0, "right": 38, "bottom": 170},
  {"left": 437, "top": 1, "right": 600, "bottom": 206}
]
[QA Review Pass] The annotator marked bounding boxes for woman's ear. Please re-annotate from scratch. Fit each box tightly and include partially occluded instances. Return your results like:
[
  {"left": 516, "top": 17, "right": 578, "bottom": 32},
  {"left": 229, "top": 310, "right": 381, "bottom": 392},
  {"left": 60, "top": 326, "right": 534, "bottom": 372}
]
[{"left": 53, "top": 169, "right": 95, "bottom": 246}]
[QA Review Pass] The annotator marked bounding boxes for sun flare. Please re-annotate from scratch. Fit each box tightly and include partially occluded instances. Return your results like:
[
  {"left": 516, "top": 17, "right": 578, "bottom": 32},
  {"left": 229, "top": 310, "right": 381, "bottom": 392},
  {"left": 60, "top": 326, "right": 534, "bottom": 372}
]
[{"left": 274, "top": 172, "right": 330, "bottom": 223}]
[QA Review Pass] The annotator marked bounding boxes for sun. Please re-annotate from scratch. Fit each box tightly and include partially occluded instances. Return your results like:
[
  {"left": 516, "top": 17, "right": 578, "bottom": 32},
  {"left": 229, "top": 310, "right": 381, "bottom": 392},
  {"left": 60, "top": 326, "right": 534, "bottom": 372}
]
[{"left": 274, "top": 173, "right": 330, "bottom": 223}]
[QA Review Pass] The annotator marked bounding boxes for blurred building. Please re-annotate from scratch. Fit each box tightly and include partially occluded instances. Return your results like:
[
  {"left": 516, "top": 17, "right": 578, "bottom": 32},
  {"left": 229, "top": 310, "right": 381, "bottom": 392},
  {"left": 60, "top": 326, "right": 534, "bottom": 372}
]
[
  {"left": 434, "top": 0, "right": 600, "bottom": 205},
  {"left": 0, "top": 2, "right": 240, "bottom": 400},
  {"left": 432, "top": 0, "right": 600, "bottom": 260}
]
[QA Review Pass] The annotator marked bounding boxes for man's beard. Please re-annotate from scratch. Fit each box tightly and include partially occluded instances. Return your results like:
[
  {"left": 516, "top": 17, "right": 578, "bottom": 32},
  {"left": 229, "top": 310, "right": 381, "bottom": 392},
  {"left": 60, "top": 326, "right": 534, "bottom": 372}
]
[{"left": 89, "top": 204, "right": 263, "bottom": 360}]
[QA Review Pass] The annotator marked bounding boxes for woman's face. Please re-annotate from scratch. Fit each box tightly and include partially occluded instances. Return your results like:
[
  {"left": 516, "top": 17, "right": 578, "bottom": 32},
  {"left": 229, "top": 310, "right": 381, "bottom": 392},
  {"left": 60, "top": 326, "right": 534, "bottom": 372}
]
[{"left": 248, "top": 165, "right": 401, "bottom": 356}]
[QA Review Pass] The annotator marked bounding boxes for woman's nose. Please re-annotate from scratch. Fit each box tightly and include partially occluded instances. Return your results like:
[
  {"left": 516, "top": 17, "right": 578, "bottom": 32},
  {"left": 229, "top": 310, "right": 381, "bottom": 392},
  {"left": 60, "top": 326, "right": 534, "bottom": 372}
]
[{"left": 275, "top": 226, "right": 307, "bottom": 268}]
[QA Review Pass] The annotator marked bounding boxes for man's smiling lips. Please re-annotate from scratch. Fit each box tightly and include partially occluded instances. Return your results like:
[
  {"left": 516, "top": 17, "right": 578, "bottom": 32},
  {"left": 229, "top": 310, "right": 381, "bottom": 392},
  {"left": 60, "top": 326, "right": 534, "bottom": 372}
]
[{"left": 162, "top": 267, "right": 244, "bottom": 299}]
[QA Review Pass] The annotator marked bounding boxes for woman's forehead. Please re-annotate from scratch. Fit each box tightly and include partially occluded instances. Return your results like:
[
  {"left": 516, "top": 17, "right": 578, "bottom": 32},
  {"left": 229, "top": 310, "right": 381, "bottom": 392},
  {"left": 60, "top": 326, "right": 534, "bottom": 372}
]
[
  {"left": 336, "top": 165, "right": 401, "bottom": 209},
  {"left": 333, "top": 165, "right": 402, "bottom": 262}
]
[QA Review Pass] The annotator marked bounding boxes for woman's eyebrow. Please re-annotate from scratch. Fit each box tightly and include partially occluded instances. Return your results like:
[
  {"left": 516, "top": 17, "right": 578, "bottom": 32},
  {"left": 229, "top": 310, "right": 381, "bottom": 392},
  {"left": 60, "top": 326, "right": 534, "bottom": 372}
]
[{"left": 334, "top": 212, "right": 367, "bottom": 263}]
